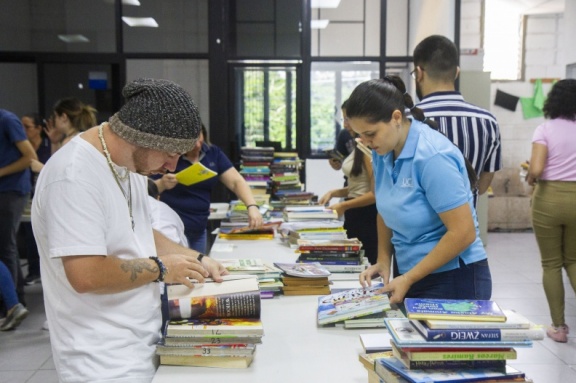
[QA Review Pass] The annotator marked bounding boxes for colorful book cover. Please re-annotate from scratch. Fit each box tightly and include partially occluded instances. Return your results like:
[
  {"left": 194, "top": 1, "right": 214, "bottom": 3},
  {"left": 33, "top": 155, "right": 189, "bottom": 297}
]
[
  {"left": 167, "top": 276, "right": 261, "bottom": 320},
  {"left": 175, "top": 162, "right": 217, "bottom": 186},
  {"left": 404, "top": 298, "right": 507, "bottom": 322},
  {"left": 411, "top": 319, "right": 544, "bottom": 342},
  {"left": 274, "top": 262, "right": 331, "bottom": 278},
  {"left": 384, "top": 318, "right": 533, "bottom": 348},
  {"left": 425, "top": 309, "right": 531, "bottom": 330},
  {"left": 164, "top": 336, "right": 263, "bottom": 346},
  {"left": 375, "top": 356, "right": 524, "bottom": 383},
  {"left": 317, "top": 284, "right": 390, "bottom": 325}
]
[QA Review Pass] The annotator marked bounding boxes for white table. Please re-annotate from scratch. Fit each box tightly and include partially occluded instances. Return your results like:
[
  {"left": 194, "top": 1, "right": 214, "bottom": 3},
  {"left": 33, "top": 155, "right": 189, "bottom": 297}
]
[{"left": 152, "top": 236, "right": 382, "bottom": 383}]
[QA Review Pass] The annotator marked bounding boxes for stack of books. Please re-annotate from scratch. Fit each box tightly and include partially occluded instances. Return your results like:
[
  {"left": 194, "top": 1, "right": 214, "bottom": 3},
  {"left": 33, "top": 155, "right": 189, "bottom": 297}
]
[
  {"left": 217, "top": 221, "right": 280, "bottom": 241},
  {"left": 158, "top": 275, "right": 264, "bottom": 368},
  {"left": 239, "top": 146, "right": 274, "bottom": 197},
  {"left": 283, "top": 205, "right": 339, "bottom": 222},
  {"left": 273, "top": 262, "right": 331, "bottom": 295},
  {"left": 316, "top": 284, "right": 391, "bottom": 326},
  {"left": 296, "top": 237, "right": 367, "bottom": 273},
  {"left": 219, "top": 258, "right": 284, "bottom": 298},
  {"left": 269, "top": 152, "right": 302, "bottom": 198},
  {"left": 369, "top": 298, "right": 542, "bottom": 383}
]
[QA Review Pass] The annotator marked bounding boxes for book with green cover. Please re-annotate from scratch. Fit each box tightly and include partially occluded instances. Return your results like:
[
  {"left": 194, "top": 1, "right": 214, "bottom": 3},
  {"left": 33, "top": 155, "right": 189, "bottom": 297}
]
[{"left": 175, "top": 162, "right": 217, "bottom": 186}]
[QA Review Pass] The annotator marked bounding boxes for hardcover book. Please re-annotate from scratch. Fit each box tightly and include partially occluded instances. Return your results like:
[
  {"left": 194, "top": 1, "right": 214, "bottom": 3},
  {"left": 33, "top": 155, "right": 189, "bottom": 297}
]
[
  {"left": 165, "top": 317, "right": 264, "bottom": 337},
  {"left": 167, "top": 275, "right": 261, "bottom": 320},
  {"left": 425, "top": 309, "right": 531, "bottom": 330},
  {"left": 404, "top": 298, "right": 507, "bottom": 322},
  {"left": 156, "top": 342, "right": 256, "bottom": 357},
  {"left": 375, "top": 357, "right": 525, "bottom": 383},
  {"left": 411, "top": 319, "right": 544, "bottom": 342},
  {"left": 175, "top": 162, "right": 217, "bottom": 186},
  {"left": 384, "top": 319, "right": 533, "bottom": 348},
  {"left": 391, "top": 342, "right": 507, "bottom": 370},
  {"left": 159, "top": 354, "right": 254, "bottom": 368},
  {"left": 317, "top": 284, "right": 390, "bottom": 325},
  {"left": 391, "top": 342, "right": 517, "bottom": 362},
  {"left": 164, "top": 336, "right": 263, "bottom": 346},
  {"left": 359, "top": 333, "right": 393, "bottom": 353}
]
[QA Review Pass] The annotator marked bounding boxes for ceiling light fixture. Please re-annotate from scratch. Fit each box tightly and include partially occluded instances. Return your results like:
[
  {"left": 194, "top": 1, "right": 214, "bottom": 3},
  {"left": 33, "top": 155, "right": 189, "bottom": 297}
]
[
  {"left": 58, "top": 34, "right": 90, "bottom": 43},
  {"left": 311, "top": 0, "right": 341, "bottom": 8},
  {"left": 122, "top": 17, "right": 159, "bottom": 27},
  {"left": 311, "top": 20, "right": 330, "bottom": 29}
]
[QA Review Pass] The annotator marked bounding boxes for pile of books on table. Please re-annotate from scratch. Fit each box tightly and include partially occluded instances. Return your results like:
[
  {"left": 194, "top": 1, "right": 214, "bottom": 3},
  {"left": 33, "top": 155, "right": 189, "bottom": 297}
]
[
  {"left": 362, "top": 298, "right": 542, "bottom": 383},
  {"left": 157, "top": 275, "right": 264, "bottom": 368},
  {"left": 239, "top": 146, "right": 273, "bottom": 197},
  {"left": 274, "top": 262, "right": 331, "bottom": 295},
  {"left": 219, "top": 258, "right": 283, "bottom": 298},
  {"left": 283, "top": 205, "right": 339, "bottom": 222},
  {"left": 296, "top": 237, "right": 368, "bottom": 274}
]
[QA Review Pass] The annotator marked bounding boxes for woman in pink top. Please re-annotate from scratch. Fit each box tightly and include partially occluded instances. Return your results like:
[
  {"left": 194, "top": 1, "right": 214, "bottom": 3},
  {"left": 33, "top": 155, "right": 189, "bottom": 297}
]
[{"left": 526, "top": 79, "right": 576, "bottom": 343}]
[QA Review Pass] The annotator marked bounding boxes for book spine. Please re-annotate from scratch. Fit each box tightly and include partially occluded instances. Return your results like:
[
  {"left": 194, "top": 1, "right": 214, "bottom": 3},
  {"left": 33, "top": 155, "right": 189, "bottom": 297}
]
[
  {"left": 298, "top": 246, "right": 361, "bottom": 252},
  {"left": 406, "top": 359, "right": 506, "bottom": 370},
  {"left": 322, "top": 264, "right": 367, "bottom": 272},
  {"left": 412, "top": 320, "right": 542, "bottom": 341},
  {"left": 298, "top": 252, "right": 361, "bottom": 257},
  {"left": 407, "top": 350, "right": 517, "bottom": 361},
  {"left": 298, "top": 257, "right": 362, "bottom": 266}
]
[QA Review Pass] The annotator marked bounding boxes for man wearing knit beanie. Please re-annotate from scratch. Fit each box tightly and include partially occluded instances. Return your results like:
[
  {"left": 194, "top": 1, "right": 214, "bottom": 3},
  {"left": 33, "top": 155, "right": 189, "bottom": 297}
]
[{"left": 31, "top": 78, "right": 228, "bottom": 382}]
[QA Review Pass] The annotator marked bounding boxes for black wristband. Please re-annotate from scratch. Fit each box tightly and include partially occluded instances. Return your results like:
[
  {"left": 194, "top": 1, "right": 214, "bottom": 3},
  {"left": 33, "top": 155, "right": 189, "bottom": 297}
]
[
  {"left": 149, "top": 256, "right": 167, "bottom": 282},
  {"left": 197, "top": 253, "right": 207, "bottom": 262},
  {"left": 246, "top": 204, "right": 258, "bottom": 209}
]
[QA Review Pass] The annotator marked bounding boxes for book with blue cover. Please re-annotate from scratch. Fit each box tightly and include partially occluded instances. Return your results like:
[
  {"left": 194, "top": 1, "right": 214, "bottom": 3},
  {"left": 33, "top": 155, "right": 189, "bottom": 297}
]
[
  {"left": 411, "top": 318, "right": 545, "bottom": 342},
  {"left": 404, "top": 298, "right": 506, "bottom": 322},
  {"left": 375, "top": 356, "right": 525, "bottom": 383},
  {"left": 385, "top": 318, "right": 533, "bottom": 348}
]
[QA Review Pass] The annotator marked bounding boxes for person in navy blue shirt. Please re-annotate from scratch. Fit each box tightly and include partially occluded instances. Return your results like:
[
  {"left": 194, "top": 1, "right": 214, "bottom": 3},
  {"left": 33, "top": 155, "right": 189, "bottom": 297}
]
[
  {"left": 0, "top": 109, "right": 37, "bottom": 311},
  {"left": 154, "top": 125, "right": 263, "bottom": 253},
  {"left": 348, "top": 77, "right": 492, "bottom": 304}
]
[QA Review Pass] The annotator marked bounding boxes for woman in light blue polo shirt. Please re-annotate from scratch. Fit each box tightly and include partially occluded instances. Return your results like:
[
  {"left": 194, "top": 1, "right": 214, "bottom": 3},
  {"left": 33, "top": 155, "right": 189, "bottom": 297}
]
[{"left": 351, "top": 76, "right": 491, "bottom": 304}]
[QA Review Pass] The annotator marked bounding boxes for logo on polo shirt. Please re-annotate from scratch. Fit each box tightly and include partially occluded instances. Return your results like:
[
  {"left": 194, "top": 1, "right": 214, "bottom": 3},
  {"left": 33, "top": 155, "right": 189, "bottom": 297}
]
[{"left": 401, "top": 178, "right": 413, "bottom": 188}]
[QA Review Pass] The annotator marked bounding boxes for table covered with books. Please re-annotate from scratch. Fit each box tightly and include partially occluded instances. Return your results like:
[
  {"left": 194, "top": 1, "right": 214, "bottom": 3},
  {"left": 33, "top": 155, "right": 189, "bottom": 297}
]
[{"left": 152, "top": 235, "right": 385, "bottom": 383}]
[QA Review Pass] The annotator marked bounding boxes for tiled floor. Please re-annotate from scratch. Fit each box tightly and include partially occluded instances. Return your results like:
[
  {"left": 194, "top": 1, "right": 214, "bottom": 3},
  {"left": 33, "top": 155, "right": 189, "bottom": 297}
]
[{"left": 1, "top": 232, "right": 576, "bottom": 383}]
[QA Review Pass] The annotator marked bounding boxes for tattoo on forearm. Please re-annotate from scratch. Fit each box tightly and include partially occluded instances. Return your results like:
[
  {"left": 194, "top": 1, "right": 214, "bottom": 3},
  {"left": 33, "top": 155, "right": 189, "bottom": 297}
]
[{"left": 120, "top": 259, "right": 158, "bottom": 282}]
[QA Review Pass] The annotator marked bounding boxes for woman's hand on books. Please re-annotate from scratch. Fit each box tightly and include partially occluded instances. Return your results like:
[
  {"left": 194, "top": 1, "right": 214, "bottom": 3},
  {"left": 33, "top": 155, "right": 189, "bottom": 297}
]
[
  {"left": 318, "top": 191, "right": 333, "bottom": 206},
  {"left": 359, "top": 263, "right": 390, "bottom": 289},
  {"left": 380, "top": 274, "right": 413, "bottom": 304},
  {"left": 246, "top": 207, "right": 263, "bottom": 229}
]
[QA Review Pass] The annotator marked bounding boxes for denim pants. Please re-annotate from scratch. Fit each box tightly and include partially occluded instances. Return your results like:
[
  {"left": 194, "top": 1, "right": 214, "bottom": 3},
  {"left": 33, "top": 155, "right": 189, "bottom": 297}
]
[
  {"left": 185, "top": 229, "right": 207, "bottom": 254},
  {"left": 406, "top": 258, "right": 492, "bottom": 300}
]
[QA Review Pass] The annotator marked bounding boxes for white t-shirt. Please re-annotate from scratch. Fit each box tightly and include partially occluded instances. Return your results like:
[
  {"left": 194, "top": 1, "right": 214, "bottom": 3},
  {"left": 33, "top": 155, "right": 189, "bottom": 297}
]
[
  {"left": 148, "top": 196, "right": 188, "bottom": 247},
  {"left": 341, "top": 150, "right": 371, "bottom": 198},
  {"left": 32, "top": 136, "right": 161, "bottom": 383}
]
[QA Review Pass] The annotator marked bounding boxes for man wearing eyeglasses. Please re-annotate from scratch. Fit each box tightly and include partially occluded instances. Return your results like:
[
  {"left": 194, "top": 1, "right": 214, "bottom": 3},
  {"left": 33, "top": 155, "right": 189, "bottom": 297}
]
[{"left": 412, "top": 35, "right": 502, "bottom": 208}]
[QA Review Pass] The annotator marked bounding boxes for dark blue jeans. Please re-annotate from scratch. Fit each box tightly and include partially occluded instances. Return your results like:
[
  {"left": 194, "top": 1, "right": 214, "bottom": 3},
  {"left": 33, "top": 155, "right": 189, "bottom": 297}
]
[
  {"left": 185, "top": 228, "right": 207, "bottom": 254},
  {"left": 0, "top": 192, "right": 28, "bottom": 311},
  {"left": 405, "top": 258, "right": 492, "bottom": 300}
]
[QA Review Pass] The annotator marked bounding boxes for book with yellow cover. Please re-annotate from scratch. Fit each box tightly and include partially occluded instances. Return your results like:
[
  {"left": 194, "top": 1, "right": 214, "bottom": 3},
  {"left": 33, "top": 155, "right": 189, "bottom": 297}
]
[{"left": 175, "top": 162, "right": 217, "bottom": 186}]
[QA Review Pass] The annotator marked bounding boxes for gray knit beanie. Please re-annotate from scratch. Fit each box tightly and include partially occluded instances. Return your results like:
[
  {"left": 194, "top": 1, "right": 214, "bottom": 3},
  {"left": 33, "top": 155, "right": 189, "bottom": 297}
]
[{"left": 108, "top": 78, "right": 200, "bottom": 153}]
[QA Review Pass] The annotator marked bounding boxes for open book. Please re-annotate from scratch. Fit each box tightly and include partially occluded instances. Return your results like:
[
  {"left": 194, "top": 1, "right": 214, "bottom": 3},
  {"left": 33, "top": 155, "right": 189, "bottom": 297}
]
[
  {"left": 167, "top": 275, "right": 261, "bottom": 320},
  {"left": 175, "top": 162, "right": 217, "bottom": 186}
]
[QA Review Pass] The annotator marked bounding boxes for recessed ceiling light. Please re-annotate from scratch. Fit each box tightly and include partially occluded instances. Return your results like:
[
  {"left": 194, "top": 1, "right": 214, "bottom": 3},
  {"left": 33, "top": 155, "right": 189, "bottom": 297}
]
[
  {"left": 103, "top": 0, "right": 141, "bottom": 5},
  {"left": 311, "top": 20, "right": 330, "bottom": 29},
  {"left": 122, "top": 17, "right": 159, "bottom": 27},
  {"left": 311, "top": 0, "right": 341, "bottom": 8},
  {"left": 58, "top": 34, "right": 90, "bottom": 43}
]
